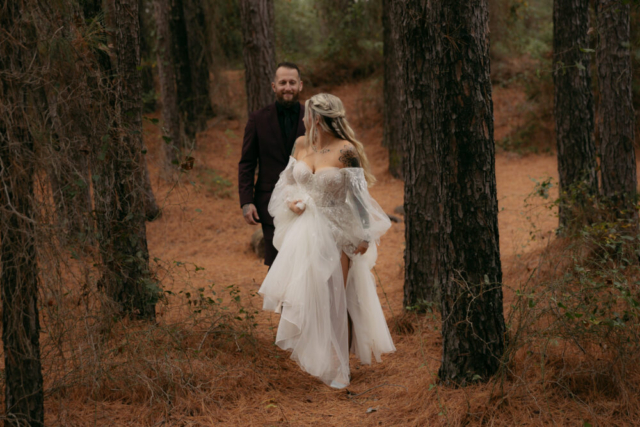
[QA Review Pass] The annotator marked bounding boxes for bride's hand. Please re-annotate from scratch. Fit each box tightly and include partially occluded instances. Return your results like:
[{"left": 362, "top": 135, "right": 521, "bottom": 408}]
[
  {"left": 288, "top": 200, "right": 306, "bottom": 215},
  {"left": 354, "top": 241, "right": 369, "bottom": 255}
]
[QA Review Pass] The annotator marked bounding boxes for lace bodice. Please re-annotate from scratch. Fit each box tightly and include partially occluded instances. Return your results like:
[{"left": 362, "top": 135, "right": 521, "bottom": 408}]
[
  {"left": 292, "top": 161, "right": 348, "bottom": 207},
  {"left": 269, "top": 156, "right": 390, "bottom": 254}
]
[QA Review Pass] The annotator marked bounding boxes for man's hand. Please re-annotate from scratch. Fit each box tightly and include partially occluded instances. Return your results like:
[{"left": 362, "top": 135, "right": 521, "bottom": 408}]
[
  {"left": 354, "top": 241, "right": 369, "bottom": 255},
  {"left": 242, "top": 203, "right": 260, "bottom": 225},
  {"left": 288, "top": 200, "right": 306, "bottom": 215}
]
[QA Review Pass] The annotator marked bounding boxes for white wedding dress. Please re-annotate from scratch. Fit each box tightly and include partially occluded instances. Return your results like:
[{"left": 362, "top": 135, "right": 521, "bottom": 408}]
[{"left": 258, "top": 156, "right": 395, "bottom": 387}]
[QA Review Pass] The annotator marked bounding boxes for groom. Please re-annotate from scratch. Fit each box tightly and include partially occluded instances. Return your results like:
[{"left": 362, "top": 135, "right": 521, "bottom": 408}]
[{"left": 238, "top": 62, "right": 306, "bottom": 266}]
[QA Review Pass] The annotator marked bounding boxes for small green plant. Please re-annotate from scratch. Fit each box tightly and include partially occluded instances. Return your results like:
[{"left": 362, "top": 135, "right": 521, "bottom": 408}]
[
  {"left": 498, "top": 120, "right": 551, "bottom": 154},
  {"left": 195, "top": 167, "right": 233, "bottom": 198}
]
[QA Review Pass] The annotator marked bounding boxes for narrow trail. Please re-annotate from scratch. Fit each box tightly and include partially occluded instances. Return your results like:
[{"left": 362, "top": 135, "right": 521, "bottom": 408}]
[{"left": 140, "top": 81, "right": 563, "bottom": 425}]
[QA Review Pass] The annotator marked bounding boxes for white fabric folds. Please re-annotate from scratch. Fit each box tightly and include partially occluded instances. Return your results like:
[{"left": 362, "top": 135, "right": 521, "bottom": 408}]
[{"left": 258, "top": 156, "right": 395, "bottom": 387}]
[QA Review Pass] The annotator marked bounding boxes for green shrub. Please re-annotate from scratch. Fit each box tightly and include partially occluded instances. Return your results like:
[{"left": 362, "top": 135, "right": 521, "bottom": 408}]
[{"left": 498, "top": 180, "right": 640, "bottom": 414}]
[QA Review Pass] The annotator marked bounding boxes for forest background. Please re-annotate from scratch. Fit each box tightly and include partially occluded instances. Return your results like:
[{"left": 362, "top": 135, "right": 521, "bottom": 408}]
[{"left": 1, "top": 0, "right": 640, "bottom": 425}]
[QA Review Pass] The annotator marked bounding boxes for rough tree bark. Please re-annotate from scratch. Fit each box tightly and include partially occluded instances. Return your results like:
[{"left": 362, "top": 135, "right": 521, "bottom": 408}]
[
  {"left": 138, "top": 0, "right": 161, "bottom": 221},
  {"left": 94, "top": 0, "right": 156, "bottom": 318},
  {"left": 154, "top": 0, "right": 209, "bottom": 169},
  {"left": 139, "top": 0, "right": 157, "bottom": 113},
  {"left": 0, "top": 135, "right": 45, "bottom": 427},
  {"left": 239, "top": 0, "right": 276, "bottom": 114},
  {"left": 184, "top": 0, "right": 214, "bottom": 130},
  {"left": 596, "top": 0, "right": 637, "bottom": 220},
  {"left": 397, "top": 0, "right": 444, "bottom": 307},
  {"left": 0, "top": 134, "right": 44, "bottom": 427},
  {"left": 382, "top": 0, "right": 403, "bottom": 179},
  {"left": 84, "top": 0, "right": 160, "bottom": 220},
  {"left": 553, "top": 0, "right": 598, "bottom": 230},
  {"left": 396, "top": 0, "right": 505, "bottom": 383},
  {"left": 154, "top": 0, "right": 183, "bottom": 169},
  {"left": 0, "top": 1, "right": 45, "bottom": 424},
  {"left": 169, "top": 0, "right": 197, "bottom": 143}
]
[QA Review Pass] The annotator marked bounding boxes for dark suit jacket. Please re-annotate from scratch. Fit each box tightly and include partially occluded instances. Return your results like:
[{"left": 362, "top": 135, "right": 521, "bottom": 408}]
[{"left": 238, "top": 103, "right": 306, "bottom": 226}]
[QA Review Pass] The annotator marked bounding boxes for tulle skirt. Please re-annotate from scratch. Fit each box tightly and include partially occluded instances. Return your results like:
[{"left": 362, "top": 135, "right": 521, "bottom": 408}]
[{"left": 258, "top": 199, "right": 396, "bottom": 387}]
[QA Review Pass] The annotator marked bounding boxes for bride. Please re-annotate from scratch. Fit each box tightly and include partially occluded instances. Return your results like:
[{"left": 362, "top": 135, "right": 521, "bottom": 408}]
[{"left": 258, "top": 93, "right": 395, "bottom": 388}]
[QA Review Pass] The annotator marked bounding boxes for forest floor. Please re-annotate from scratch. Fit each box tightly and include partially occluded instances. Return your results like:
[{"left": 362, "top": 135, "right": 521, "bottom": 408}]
[{"left": 49, "top": 76, "right": 640, "bottom": 426}]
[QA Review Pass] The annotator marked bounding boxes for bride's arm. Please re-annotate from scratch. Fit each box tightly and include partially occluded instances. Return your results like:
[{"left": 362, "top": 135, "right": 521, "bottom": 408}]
[
  {"left": 339, "top": 145, "right": 371, "bottom": 254},
  {"left": 283, "top": 137, "right": 307, "bottom": 215},
  {"left": 341, "top": 145, "right": 391, "bottom": 253}
]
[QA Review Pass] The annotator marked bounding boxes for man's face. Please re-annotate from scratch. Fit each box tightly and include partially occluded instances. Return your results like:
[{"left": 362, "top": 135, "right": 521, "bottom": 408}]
[{"left": 272, "top": 67, "right": 303, "bottom": 106}]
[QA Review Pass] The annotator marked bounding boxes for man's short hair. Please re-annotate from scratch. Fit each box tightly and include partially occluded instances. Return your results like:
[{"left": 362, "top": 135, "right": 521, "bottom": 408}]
[{"left": 274, "top": 62, "right": 301, "bottom": 80}]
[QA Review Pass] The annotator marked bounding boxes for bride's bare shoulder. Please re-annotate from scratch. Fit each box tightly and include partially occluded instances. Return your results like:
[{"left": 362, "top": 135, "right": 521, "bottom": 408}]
[
  {"left": 338, "top": 142, "right": 360, "bottom": 168},
  {"left": 292, "top": 136, "right": 306, "bottom": 159}
]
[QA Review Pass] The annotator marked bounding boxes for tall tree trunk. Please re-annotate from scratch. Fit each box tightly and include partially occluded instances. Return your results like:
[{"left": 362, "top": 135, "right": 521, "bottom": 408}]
[
  {"left": 138, "top": 0, "right": 161, "bottom": 220},
  {"left": 553, "top": 0, "right": 598, "bottom": 231},
  {"left": 184, "top": 0, "right": 214, "bottom": 129},
  {"left": 0, "top": 2, "right": 45, "bottom": 424},
  {"left": 239, "top": 0, "right": 276, "bottom": 114},
  {"left": 154, "top": 0, "right": 205, "bottom": 169},
  {"left": 84, "top": 0, "right": 160, "bottom": 219},
  {"left": 0, "top": 135, "right": 44, "bottom": 426},
  {"left": 397, "top": 0, "right": 443, "bottom": 307},
  {"left": 154, "top": 0, "right": 183, "bottom": 170},
  {"left": 170, "top": 0, "right": 197, "bottom": 143},
  {"left": 139, "top": 0, "right": 157, "bottom": 113},
  {"left": 0, "top": 133, "right": 45, "bottom": 427},
  {"left": 382, "top": 0, "right": 403, "bottom": 179},
  {"left": 596, "top": 0, "right": 637, "bottom": 220},
  {"left": 396, "top": 0, "right": 505, "bottom": 384},
  {"left": 94, "top": 0, "right": 156, "bottom": 318}
]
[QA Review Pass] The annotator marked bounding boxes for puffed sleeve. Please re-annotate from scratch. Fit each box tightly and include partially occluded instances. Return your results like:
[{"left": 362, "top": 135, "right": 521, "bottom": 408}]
[
  {"left": 343, "top": 168, "right": 391, "bottom": 246},
  {"left": 268, "top": 156, "right": 296, "bottom": 219},
  {"left": 268, "top": 157, "right": 307, "bottom": 250}
]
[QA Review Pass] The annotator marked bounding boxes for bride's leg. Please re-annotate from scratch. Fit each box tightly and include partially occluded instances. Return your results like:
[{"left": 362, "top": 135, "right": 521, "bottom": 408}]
[{"left": 340, "top": 251, "right": 353, "bottom": 351}]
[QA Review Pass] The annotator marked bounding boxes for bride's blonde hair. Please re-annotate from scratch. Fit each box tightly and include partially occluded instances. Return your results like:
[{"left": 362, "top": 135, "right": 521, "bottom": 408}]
[{"left": 304, "top": 93, "right": 376, "bottom": 186}]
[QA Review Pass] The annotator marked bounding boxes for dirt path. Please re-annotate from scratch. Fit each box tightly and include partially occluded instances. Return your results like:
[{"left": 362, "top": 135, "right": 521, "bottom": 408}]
[
  {"left": 145, "top": 82, "right": 559, "bottom": 312},
  {"left": 140, "top": 82, "right": 564, "bottom": 425}
]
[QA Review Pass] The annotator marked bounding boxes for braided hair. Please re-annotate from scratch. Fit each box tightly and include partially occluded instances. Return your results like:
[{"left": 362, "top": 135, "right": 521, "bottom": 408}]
[{"left": 303, "top": 93, "right": 376, "bottom": 186}]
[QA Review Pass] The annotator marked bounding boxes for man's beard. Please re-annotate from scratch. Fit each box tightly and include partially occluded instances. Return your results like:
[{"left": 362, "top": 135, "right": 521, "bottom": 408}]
[{"left": 277, "top": 91, "right": 299, "bottom": 107}]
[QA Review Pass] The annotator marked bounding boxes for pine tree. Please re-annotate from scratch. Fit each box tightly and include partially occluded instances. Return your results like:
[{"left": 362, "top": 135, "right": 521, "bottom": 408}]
[
  {"left": 239, "top": 0, "right": 276, "bottom": 113},
  {"left": 396, "top": 0, "right": 506, "bottom": 383},
  {"left": 553, "top": 0, "right": 598, "bottom": 230},
  {"left": 382, "top": 0, "right": 403, "bottom": 179},
  {"left": 596, "top": 0, "right": 637, "bottom": 221},
  {"left": 0, "top": 1, "right": 45, "bottom": 423}
]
